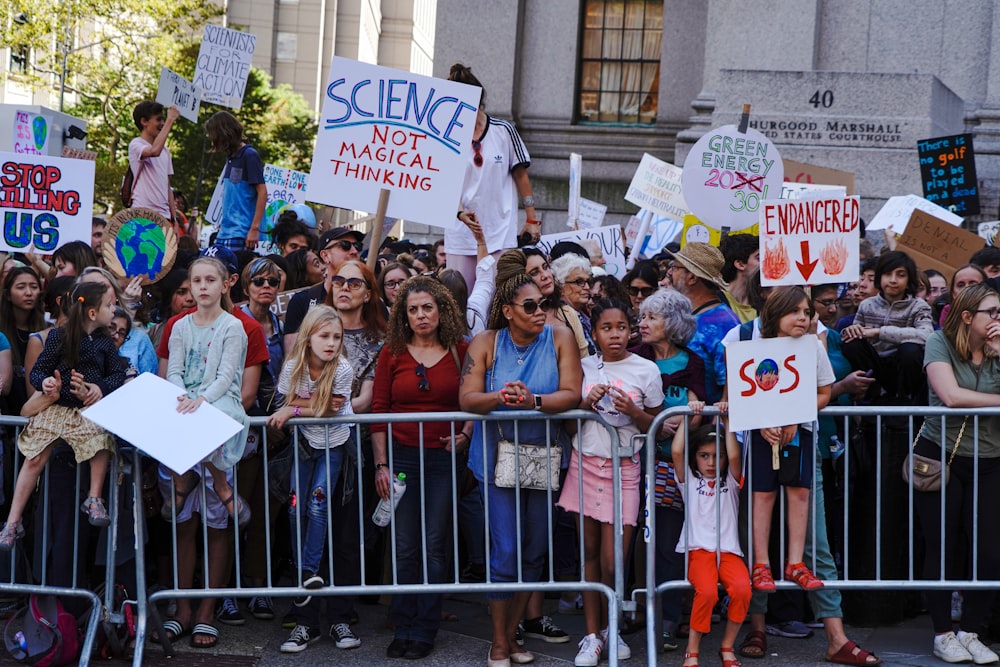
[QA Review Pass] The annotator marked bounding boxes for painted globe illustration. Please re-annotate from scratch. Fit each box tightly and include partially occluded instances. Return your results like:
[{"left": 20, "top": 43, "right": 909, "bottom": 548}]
[
  {"left": 754, "top": 359, "right": 780, "bottom": 391},
  {"left": 115, "top": 217, "right": 167, "bottom": 279}
]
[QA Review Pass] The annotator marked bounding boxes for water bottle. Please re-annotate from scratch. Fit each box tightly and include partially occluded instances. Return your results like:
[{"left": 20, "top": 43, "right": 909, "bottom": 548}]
[
  {"left": 829, "top": 435, "right": 845, "bottom": 461},
  {"left": 372, "top": 473, "right": 407, "bottom": 527}
]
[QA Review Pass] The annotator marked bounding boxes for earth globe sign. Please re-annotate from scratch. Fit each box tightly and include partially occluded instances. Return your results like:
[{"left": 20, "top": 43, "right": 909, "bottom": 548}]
[{"left": 115, "top": 217, "right": 167, "bottom": 279}]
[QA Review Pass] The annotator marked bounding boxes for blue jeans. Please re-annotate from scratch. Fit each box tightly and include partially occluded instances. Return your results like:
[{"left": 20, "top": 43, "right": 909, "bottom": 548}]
[
  {"left": 289, "top": 445, "right": 345, "bottom": 576},
  {"left": 388, "top": 445, "right": 454, "bottom": 643},
  {"left": 483, "top": 482, "right": 551, "bottom": 601}
]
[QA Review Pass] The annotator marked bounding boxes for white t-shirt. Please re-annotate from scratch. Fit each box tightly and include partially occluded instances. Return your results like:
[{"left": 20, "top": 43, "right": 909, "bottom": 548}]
[
  {"left": 574, "top": 353, "right": 664, "bottom": 459},
  {"left": 676, "top": 468, "right": 743, "bottom": 556},
  {"left": 446, "top": 116, "right": 530, "bottom": 255},
  {"left": 128, "top": 137, "right": 173, "bottom": 217},
  {"left": 277, "top": 355, "right": 355, "bottom": 449}
]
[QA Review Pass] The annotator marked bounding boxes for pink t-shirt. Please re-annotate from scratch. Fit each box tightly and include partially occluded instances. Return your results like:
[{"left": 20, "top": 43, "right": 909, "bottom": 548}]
[{"left": 128, "top": 137, "right": 173, "bottom": 217}]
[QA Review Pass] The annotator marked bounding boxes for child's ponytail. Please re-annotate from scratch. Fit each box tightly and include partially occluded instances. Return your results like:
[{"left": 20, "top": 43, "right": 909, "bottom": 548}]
[{"left": 61, "top": 282, "right": 109, "bottom": 367}]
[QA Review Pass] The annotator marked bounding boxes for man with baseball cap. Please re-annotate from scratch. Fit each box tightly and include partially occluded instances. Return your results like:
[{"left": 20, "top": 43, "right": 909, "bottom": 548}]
[{"left": 666, "top": 242, "right": 739, "bottom": 403}]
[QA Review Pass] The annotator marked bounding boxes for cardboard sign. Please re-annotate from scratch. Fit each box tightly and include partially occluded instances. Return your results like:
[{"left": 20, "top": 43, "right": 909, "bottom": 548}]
[
  {"left": 61, "top": 146, "right": 97, "bottom": 161},
  {"left": 782, "top": 159, "right": 855, "bottom": 195},
  {"left": 536, "top": 225, "right": 626, "bottom": 278},
  {"left": 577, "top": 197, "right": 607, "bottom": 229},
  {"left": 0, "top": 151, "right": 93, "bottom": 252},
  {"left": 726, "top": 336, "right": 818, "bottom": 432},
  {"left": 308, "top": 57, "right": 481, "bottom": 229},
  {"left": 625, "top": 153, "right": 689, "bottom": 220},
  {"left": 156, "top": 67, "right": 202, "bottom": 122},
  {"left": 917, "top": 133, "right": 979, "bottom": 215},
  {"left": 193, "top": 25, "right": 256, "bottom": 109},
  {"left": 681, "top": 125, "right": 784, "bottom": 231},
  {"left": 758, "top": 195, "right": 860, "bottom": 286},
  {"left": 978, "top": 220, "right": 1000, "bottom": 245},
  {"left": 866, "top": 194, "right": 963, "bottom": 234},
  {"left": 261, "top": 164, "right": 309, "bottom": 236},
  {"left": 567, "top": 153, "right": 582, "bottom": 228},
  {"left": 82, "top": 372, "right": 246, "bottom": 475},
  {"left": 680, "top": 214, "right": 757, "bottom": 249},
  {"left": 12, "top": 111, "right": 50, "bottom": 156},
  {"left": 102, "top": 207, "right": 177, "bottom": 284},
  {"left": 897, "top": 209, "right": 984, "bottom": 279}
]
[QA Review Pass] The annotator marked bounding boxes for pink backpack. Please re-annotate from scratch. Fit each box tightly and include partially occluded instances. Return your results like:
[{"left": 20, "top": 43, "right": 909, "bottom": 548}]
[{"left": 3, "top": 595, "right": 81, "bottom": 666}]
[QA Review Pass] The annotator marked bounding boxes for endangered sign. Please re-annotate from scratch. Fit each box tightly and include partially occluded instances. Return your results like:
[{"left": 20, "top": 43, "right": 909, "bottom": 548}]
[
  {"left": 625, "top": 153, "right": 689, "bottom": 220},
  {"left": 102, "top": 207, "right": 177, "bottom": 284},
  {"left": 193, "top": 25, "right": 256, "bottom": 109},
  {"left": 0, "top": 151, "right": 93, "bottom": 252},
  {"left": 156, "top": 67, "right": 201, "bottom": 122},
  {"left": 13, "top": 111, "right": 50, "bottom": 156},
  {"left": 308, "top": 57, "right": 481, "bottom": 228},
  {"left": 759, "top": 195, "right": 860, "bottom": 286},
  {"left": 681, "top": 124, "right": 784, "bottom": 231},
  {"left": 917, "top": 133, "right": 979, "bottom": 215},
  {"left": 725, "top": 335, "right": 818, "bottom": 432},
  {"left": 897, "top": 209, "right": 983, "bottom": 280}
]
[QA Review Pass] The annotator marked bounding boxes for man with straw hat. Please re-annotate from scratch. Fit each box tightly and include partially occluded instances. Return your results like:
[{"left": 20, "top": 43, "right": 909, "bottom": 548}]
[{"left": 667, "top": 242, "right": 740, "bottom": 403}]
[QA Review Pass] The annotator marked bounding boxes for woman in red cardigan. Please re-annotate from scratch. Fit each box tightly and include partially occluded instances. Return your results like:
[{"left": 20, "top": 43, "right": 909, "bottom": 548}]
[{"left": 371, "top": 275, "right": 471, "bottom": 661}]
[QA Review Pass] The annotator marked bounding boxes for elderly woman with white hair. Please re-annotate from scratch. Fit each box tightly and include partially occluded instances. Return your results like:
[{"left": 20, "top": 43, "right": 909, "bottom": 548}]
[
  {"left": 632, "top": 287, "right": 708, "bottom": 651},
  {"left": 551, "top": 252, "right": 594, "bottom": 357}
]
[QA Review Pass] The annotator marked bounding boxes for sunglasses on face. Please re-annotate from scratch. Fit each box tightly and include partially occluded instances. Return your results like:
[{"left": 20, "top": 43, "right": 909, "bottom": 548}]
[
  {"left": 472, "top": 140, "right": 483, "bottom": 168},
  {"left": 415, "top": 363, "right": 429, "bottom": 391},
  {"left": 511, "top": 298, "right": 553, "bottom": 315},
  {"left": 325, "top": 240, "right": 363, "bottom": 253},
  {"left": 627, "top": 285, "right": 656, "bottom": 298},
  {"left": 251, "top": 277, "right": 281, "bottom": 288},
  {"left": 331, "top": 276, "right": 366, "bottom": 291}
]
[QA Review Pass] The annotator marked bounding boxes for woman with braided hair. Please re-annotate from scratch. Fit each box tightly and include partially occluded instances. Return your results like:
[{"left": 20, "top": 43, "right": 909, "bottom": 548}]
[{"left": 459, "top": 264, "right": 582, "bottom": 667}]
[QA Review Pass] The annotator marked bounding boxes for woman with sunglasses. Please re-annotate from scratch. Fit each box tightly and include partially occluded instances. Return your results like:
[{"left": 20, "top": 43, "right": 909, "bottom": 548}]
[
  {"left": 460, "top": 265, "right": 582, "bottom": 667},
  {"left": 447, "top": 64, "right": 538, "bottom": 292},
  {"left": 370, "top": 276, "right": 470, "bottom": 660}
]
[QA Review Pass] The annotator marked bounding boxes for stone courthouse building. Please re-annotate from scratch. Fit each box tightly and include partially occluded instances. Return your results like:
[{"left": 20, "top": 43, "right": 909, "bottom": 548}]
[{"left": 433, "top": 0, "right": 1000, "bottom": 230}]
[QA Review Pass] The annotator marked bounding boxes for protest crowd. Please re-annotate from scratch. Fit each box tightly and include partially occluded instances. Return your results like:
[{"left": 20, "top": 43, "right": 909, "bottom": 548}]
[{"left": 3, "top": 61, "right": 1000, "bottom": 667}]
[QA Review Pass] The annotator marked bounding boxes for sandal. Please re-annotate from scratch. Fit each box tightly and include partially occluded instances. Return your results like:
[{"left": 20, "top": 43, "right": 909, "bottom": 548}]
[
  {"left": 826, "top": 640, "right": 880, "bottom": 666},
  {"left": 81, "top": 497, "right": 111, "bottom": 527},
  {"left": 0, "top": 521, "right": 24, "bottom": 552},
  {"left": 683, "top": 651, "right": 699, "bottom": 667},
  {"left": 751, "top": 564, "right": 776, "bottom": 592},
  {"left": 190, "top": 622, "right": 219, "bottom": 649},
  {"left": 220, "top": 493, "right": 251, "bottom": 528},
  {"left": 738, "top": 630, "right": 767, "bottom": 659},
  {"left": 720, "top": 646, "right": 742, "bottom": 667},
  {"left": 785, "top": 562, "right": 824, "bottom": 590}
]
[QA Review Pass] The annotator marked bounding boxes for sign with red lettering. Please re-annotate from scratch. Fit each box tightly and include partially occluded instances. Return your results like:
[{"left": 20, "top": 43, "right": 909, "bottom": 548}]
[
  {"left": 0, "top": 151, "right": 93, "bottom": 252},
  {"left": 307, "top": 57, "right": 482, "bottom": 229},
  {"left": 726, "top": 336, "right": 817, "bottom": 431},
  {"left": 681, "top": 124, "right": 784, "bottom": 231},
  {"left": 758, "top": 195, "right": 860, "bottom": 287}
]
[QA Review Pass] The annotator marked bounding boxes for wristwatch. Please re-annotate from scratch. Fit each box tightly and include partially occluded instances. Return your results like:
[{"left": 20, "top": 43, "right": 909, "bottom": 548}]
[{"left": 533, "top": 394, "right": 543, "bottom": 410}]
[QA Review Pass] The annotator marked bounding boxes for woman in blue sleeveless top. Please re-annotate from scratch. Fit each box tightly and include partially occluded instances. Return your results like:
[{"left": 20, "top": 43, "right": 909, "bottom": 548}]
[{"left": 461, "top": 270, "right": 582, "bottom": 667}]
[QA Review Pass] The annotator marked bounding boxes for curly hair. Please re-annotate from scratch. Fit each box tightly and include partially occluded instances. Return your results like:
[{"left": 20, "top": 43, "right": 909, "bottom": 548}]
[
  {"left": 386, "top": 276, "right": 465, "bottom": 354},
  {"left": 487, "top": 273, "right": 537, "bottom": 331}
]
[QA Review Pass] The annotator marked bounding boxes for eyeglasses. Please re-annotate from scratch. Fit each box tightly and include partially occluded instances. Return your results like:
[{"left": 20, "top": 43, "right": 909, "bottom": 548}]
[
  {"left": 384, "top": 279, "right": 405, "bottom": 290},
  {"left": 472, "top": 140, "right": 483, "bottom": 168},
  {"left": 415, "top": 363, "right": 429, "bottom": 391},
  {"left": 627, "top": 285, "right": 656, "bottom": 298},
  {"left": 325, "top": 239, "right": 363, "bottom": 253},
  {"left": 563, "top": 278, "right": 590, "bottom": 289},
  {"left": 251, "top": 277, "right": 281, "bottom": 288},
  {"left": 331, "top": 276, "right": 367, "bottom": 291},
  {"left": 974, "top": 307, "right": 1000, "bottom": 320},
  {"left": 511, "top": 298, "right": 553, "bottom": 314}
]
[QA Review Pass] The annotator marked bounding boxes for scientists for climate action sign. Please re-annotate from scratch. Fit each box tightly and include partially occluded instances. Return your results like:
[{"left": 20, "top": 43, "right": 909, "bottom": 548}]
[
  {"left": 0, "top": 152, "right": 93, "bottom": 252},
  {"left": 307, "top": 57, "right": 482, "bottom": 229}
]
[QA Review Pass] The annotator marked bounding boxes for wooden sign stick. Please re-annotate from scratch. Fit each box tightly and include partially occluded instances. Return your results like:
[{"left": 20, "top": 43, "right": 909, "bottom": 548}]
[{"left": 367, "top": 188, "right": 391, "bottom": 272}]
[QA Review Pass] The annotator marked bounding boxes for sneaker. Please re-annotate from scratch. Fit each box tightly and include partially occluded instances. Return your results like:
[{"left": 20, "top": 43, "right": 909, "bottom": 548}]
[
  {"left": 330, "top": 622, "right": 361, "bottom": 649},
  {"left": 294, "top": 572, "right": 325, "bottom": 607},
  {"left": 515, "top": 624, "right": 524, "bottom": 646},
  {"left": 248, "top": 596, "right": 274, "bottom": 620},
  {"left": 958, "top": 632, "right": 1000, "bottom": 665},
  {"left": 280, "top": 624, "right": 321, "bottom": 653},
  {"left": 575, "top": 633, "right": 603, "bottom": 667},
  {"left": 522, "top": 616, "right": 570, "bottom": 644},
  {"left": 952, "top": 592, "right": 964, "bottom": 622},
  {"left": 559, "top": 593, "right": 584, "bottom": 615},
  {"left": 935, "top": 632, "right": 974, "bottom": 664},
  {"left": 662, "top": 631, "right": 679, "bottom": 652},
  {"left": 217, "top": 597, "right": 245, "bottom": 626},
  {"left": 600, "top": 627, "right": 631, "bottom": 660},
  {"left": 765, "top": 621, "right": 813, "bottom": 639}
]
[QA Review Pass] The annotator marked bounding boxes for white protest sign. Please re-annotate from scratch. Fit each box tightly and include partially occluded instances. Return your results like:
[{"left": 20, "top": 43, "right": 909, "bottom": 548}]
[
  {"left": 82, "top": 372, "right": 245, "bottom": 475},
  {"left": 193, "top": 25, "right": 256, "bottom": 109},
  {"left": 0, "top": 151, "right": 93, "bottom": 252},
  {"left": 758, "top": 195, "right": 860, "bottom": 286},
  {"left": 536, "top": 225, "right": 626, "bottom": 278},
  {"left": 640, "top": 215, "right": 683, "bottom": 257},
  {"left": 12, "top": 111, "right": 50, "bottom": 156},
  {"left": 625, "top": 153, "right": 688, "bottom": 220},
  {"left": 567, "top": 153, "right": 582, "bottom": 228},
  {"left": 578, "top": 197, "right": 607, "bottom": 229},
  {"left": 865, "top": 194, "right": 963, "bottom": 234},
  {"left": 779, "top": 182, "right": 846, "bottom": 200},
  {"left": 156, "top": 67, "right": 201, "bottom": 122},
  {"left": 726, "top": 336, "right": 818, "bottom": 432},
  {"left": 308, "top": 57, "right": 481, "bottom": 229},
  {"left": 978, "top": 221, "right": 1000, "bottom": 245},
  {"left": 681, "top": 125, "right": 783, "bottom": 231}
]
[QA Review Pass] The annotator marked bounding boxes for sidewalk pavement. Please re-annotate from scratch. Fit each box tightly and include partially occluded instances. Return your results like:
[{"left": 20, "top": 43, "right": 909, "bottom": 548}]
[{"left": 138, "top": 592, "right": 973, "bottom": 666}]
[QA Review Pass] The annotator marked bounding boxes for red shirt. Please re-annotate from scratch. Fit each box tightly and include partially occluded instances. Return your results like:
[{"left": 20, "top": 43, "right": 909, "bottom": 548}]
[
  {"left": 370, "top": 340, "right": 469, "bottom": 447},
  {"left": 156, "top": 306, "right": 269, "bottom": 369}
]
